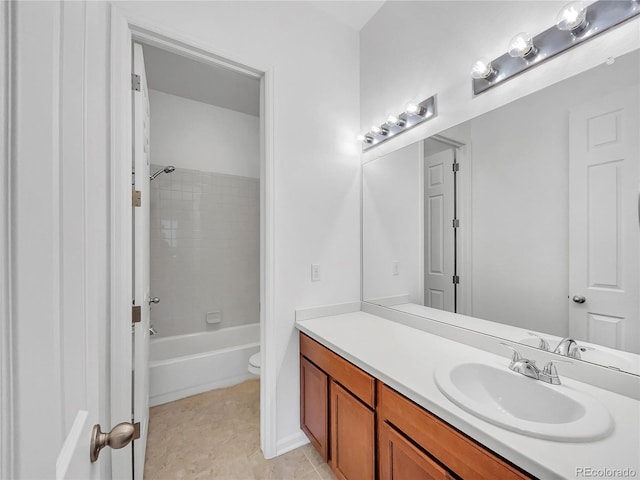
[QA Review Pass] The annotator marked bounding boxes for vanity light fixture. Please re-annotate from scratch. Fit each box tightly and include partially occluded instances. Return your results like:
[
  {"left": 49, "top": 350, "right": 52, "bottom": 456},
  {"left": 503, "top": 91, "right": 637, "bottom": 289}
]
[
  {"left": 386, "top": 114, "right": 406, "bottom": 127},
  {"left": 472, "top": 0, "right": 640, "bottom": 95},
  {"left": 405, "top": 103, "right": 426, "bottom": 116},
  {"left": 371, "top": 125, "right": 388, "bottom": 136},
  {"left": 357, "top": 134, "right": 374, "bottom": 144},
  {"left": 556, "top": 2, "right": 589, "bottom": 33},
  {"left": 470, "top": 58, "right": 495, "bottom": 79},
  {"left": 357, "top": 95, "right": 437, "bottom": 150},
  {"left": 508, "top": 32, "right": 537, "bottom": 58}
]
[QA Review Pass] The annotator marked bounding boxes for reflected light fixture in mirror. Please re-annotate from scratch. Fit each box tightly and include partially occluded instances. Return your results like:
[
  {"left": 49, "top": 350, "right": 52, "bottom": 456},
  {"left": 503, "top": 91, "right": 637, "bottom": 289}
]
[
  {"left": 470, "top": 58, "right": 495, "bottom": 79},
  {"left": 472, "top": 0, "right": 640, "bottom": 95},
  {"left": 357, "top": 95, "right": 437, "bottom": 150}
]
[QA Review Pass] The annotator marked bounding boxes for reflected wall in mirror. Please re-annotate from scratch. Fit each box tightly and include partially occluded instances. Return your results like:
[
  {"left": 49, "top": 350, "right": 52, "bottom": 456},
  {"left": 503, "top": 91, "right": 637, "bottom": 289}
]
[{"left": 363, "top": 49, "right": 640, "bottom": 375}]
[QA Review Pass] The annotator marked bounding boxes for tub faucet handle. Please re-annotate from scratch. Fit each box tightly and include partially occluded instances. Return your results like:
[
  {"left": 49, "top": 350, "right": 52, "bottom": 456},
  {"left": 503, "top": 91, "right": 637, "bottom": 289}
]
[{"left": 149, "top": 296, "right": 160, "bottom": 305}]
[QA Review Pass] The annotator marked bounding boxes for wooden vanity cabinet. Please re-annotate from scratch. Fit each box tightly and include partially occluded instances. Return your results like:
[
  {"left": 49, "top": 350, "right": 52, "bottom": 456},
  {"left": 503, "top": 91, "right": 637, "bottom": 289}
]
[
  {"left": 379, "top": 420, "right": 455, "bottom": 480},
  {"left": 330, "top": 380, "right": 376, "bottom": 480},
  {"left": 299, "top": 332, "right": 533, "bottom": 480},
  {"left": 300, "top": 333, "right": 376, "bottom": 480},
  {"left": 300, "top": 356, "right": 329, "bottom": 459},
  {"left": 378, "top": 383, "right": 532, "bottom": 480}
]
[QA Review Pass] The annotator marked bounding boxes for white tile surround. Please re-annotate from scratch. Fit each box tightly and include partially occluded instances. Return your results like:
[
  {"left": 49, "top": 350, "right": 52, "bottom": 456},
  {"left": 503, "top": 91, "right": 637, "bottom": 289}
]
[{"left": 150, "top": 165, "right": 259, "bottom": 337}]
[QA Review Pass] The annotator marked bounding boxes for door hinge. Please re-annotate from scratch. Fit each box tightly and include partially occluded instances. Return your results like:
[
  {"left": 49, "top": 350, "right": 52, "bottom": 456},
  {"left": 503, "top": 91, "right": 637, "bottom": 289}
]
[
  {"left": 132, "top": 190, "right": 141, "bottom": 207},
  {"left": 133, "top": 422, "right": 141, "bottom": 440},
  {"left": 132, "top": 74, "right": 141, "bottom": 92},
  {"left": 452, "top": 163, "right": 460, "bottom": 172},
  {"left": 132, "top": 305, "right": 141, "bottom": 324},
  {"left": 452, "top": 275, "right": 460, "bottom": 284},
  {"left": 452, "top": 218, "right": 460, "bottom": 228}
]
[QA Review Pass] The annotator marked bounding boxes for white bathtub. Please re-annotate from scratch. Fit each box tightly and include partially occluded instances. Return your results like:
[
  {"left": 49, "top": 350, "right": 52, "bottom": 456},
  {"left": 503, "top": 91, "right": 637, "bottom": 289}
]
[{"left": 149, "top": 323, "right": 260, "bottom": 406}]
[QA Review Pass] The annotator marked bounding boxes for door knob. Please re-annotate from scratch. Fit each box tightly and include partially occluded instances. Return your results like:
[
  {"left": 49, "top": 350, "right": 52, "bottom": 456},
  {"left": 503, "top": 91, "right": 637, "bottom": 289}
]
[
  {"left": 90, "top": 422, "right": 139, "bottom": 462},
  {"left": 572, "top": 295, "right": 586, "bottom": 304},
  {"left": 149, "top": 296, "right": 160, "bottom": 305}
]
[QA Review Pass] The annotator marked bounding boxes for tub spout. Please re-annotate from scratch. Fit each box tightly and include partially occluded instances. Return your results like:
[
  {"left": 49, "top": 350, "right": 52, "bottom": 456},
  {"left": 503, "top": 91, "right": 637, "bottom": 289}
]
[{"left": 149, "top": 325, "right": 158, "bottom": 336}]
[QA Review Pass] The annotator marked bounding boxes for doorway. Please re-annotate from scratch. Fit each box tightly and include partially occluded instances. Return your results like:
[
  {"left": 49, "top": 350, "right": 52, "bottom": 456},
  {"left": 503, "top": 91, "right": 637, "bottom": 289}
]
[{"left": 111, "top": 12, "right": 275, "bottom": 477}]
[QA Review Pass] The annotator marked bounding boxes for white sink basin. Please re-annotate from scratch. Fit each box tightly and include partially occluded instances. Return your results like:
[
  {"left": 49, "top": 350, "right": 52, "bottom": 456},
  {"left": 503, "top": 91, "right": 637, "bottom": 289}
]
[{"left": 434, "top": 361, "right": 613, "bottom": 442}]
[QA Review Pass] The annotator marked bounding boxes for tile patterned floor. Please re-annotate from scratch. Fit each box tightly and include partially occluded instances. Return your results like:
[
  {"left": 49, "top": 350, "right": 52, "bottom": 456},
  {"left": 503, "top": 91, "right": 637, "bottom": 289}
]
[{"left": 144, "top": 380, "right": 337, "bottom": 479}]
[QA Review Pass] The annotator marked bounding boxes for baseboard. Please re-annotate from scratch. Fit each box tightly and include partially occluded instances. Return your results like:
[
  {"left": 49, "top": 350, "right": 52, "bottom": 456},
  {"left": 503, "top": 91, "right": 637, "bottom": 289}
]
[
  {"left": 149, "top": 373, "right": 256, "bottom": 407},
  {"left": 275, "top": 430, "right": 309, "bottom": 457}
]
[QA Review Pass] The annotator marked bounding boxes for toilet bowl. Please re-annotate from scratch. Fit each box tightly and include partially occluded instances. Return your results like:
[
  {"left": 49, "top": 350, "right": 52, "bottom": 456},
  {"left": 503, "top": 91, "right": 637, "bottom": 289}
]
[{"left": 248, "top": 352, "right": 261, "bottom": 376}]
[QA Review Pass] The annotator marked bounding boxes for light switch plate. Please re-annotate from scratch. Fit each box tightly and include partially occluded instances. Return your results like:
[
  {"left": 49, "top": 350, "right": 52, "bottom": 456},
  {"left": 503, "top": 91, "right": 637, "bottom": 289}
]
[{"left": 311, "top": 264, "right": 321, "bottom": 282}]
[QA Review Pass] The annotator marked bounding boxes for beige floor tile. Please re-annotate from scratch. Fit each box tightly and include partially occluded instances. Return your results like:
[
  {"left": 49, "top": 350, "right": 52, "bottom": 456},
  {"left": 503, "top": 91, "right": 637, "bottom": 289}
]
[{"left": 144, "top": 380, "right": 330, "bottom": 480}]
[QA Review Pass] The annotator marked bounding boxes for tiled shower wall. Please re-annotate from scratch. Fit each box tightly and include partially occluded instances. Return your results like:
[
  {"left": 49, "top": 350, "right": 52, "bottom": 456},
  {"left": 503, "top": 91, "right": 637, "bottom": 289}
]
[{"left": 150, "top": 165, "right": 259, "bottom": 338}]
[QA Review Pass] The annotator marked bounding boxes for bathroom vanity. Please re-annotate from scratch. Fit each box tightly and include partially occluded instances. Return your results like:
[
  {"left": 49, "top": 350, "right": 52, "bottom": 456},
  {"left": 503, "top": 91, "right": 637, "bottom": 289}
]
[
  {"left": 300, "top": 332, "right": 528, "bottom": 480},
  {"left": 296, "top": 311, "right": 640, "bottom": 480}
]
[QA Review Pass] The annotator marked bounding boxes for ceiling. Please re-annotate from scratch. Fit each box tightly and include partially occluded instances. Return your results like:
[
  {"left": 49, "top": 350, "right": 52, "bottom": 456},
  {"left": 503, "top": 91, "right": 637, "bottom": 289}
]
[
  {"left": 142, "top": 44, "right": 261, "bottom": 117},
  {"left": 309, "top": 1, "right": 386, "bottom": 31}
]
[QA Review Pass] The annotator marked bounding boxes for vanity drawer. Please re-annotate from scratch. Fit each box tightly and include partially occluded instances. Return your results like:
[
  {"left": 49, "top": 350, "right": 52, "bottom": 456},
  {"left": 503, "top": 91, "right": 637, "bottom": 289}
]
[
  {"left": 300, "top": 333, "right": 375, "bottom": 408},
  {"left": 378, "top": 383, "right": 532, "bottom": 480}
]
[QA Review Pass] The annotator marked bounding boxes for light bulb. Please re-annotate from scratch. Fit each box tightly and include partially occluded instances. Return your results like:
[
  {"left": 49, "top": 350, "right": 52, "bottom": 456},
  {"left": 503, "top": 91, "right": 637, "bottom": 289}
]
[
  {"left": 357, "top": 133, "right": 373, "bottom": 144},
  {"left": 405, "top": 103, "right": 426, "bottom": 116},
  {"left": 556, "top": 2, "right": 588, "bottom": 33},
  {"left": 508, "top": 32, "right": 536, "bottom": 58},
  {"left": 386, "top": 114, "right": 406, "bottom": 127},
  {"left": 471, "top": 58, "right": 495, "bottom": 79},
  {"left": 371, "top": 125, "right": 388, "bottom": 136}
]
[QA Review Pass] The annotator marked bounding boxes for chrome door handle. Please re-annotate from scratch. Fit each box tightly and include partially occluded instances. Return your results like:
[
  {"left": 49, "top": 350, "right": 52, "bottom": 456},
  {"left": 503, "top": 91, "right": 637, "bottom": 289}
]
[
  {"left": 149, "top": 296, "right": 160, "bottom": 305},
  {"left": 90, "top": 422, "right": 140, "bottom": 462},
  {"left": 572, "top": 295, "right": 586, "bottom": 304}
]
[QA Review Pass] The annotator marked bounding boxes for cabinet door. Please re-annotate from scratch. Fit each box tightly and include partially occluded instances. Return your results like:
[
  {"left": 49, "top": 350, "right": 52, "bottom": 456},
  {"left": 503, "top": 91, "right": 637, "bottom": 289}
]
[
  {"left": 300, "top": 356, "right": 329, "bottom": 459},
  {"left": 330, "top": 380, "right": 375, "bottom": 480},
  {"left": 379, "top": 421, "right": 454, "bottom": 480}
]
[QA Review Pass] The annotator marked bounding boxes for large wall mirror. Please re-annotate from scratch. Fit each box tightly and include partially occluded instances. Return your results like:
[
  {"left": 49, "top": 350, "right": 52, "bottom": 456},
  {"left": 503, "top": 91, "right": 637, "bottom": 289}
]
[{"left": 363, "top": 49, "right": 640, "bottom": 376}]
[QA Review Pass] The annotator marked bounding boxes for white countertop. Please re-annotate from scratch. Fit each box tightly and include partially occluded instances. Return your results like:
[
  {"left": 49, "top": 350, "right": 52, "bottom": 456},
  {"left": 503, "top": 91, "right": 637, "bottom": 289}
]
[
  {"left": 390, "top": 302, "right": 640, "bottom": 376},
  {"left": 296, "top": 311, "right": 640, "bottom": 480}
]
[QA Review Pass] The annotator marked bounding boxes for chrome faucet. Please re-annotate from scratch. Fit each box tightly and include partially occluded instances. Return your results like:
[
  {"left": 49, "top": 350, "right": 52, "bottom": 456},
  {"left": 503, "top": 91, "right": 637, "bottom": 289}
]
[
  {"left": 149, "top": 325, "right": 158, "bottom": 336},
  {"left": 553, "top": 338, "right": 582, "bottom": 359},
  {"left": 501, "top": 343, "right": 567, "bottom": 385}
]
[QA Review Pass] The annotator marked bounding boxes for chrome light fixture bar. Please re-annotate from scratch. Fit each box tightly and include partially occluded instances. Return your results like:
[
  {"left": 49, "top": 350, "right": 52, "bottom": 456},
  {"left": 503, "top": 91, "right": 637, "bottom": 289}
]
[
  {"left": 359, "top": 95, "right": 437, "bottom": 150},
  {"left": 472, "top": 0, "right": 640, "bottom": 95}
]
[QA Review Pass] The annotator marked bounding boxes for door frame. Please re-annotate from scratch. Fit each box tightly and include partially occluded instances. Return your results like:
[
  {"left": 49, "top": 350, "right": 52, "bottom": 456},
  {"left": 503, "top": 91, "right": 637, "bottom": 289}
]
[
  {"left": 109, "top": 8, "right": 277, "bottom": 475},
  {"left": 0, "top": 1, "right": 13, "bottom": 478}
]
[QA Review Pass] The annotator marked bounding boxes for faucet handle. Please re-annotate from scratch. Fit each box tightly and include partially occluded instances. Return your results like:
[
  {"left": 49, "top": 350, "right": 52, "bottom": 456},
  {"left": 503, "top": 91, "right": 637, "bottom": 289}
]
[
  {"left": 526, "top": 332, "right": 550, "bottom": 351},
  {"left": 500, "top": 342, "right": 523, "bottom": 364},
  {"left": 541, "top": 359, "right": 572, "bottom": 385}
]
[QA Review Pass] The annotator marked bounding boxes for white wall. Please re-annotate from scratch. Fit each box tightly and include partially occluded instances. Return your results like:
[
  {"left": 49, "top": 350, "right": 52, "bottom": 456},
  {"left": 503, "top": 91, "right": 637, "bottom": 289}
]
[
  {"left": 149, "top": 90, "right": 260, "bottom": 178},
  {"left": 363, "top": 143, "right": 422, "bottom": 304},
  {"left": 360, "top": 1, "right": 640, "bottom": 163},
  {"left": 118, "top": 0, "right": 361, "bottom": 453}
]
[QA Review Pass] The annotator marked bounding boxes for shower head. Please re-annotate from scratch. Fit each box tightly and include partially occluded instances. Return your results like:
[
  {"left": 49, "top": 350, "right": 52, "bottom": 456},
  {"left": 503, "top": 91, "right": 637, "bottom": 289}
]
[{"left": 150, "top": 165, "right": 176, "bottom": 181}]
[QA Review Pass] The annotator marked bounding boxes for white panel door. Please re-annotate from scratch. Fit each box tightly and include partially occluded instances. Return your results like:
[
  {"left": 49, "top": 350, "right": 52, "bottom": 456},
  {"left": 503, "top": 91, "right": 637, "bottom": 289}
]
[
  {"left": 569, "top": 86, "right": 639, "bottom": 354},
  {"left": 12, "top": 1, "right": 115, "bottom": 478},
  {"left": 55, "top": 3, "right": 105, "bottom": 478},
  {"left": 424, "top": 148, "right": 455, "bottom": 311},
  {"left": 133, "top": 42, "right": 152, "bottom": 479}
]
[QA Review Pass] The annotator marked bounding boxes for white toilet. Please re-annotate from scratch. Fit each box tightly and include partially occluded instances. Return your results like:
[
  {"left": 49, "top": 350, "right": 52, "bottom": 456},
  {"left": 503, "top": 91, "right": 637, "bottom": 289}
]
[{"left": 248, "top": 352, "right": 261, "bottom": 376}]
